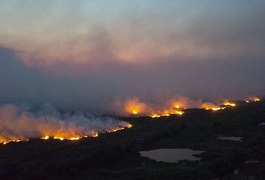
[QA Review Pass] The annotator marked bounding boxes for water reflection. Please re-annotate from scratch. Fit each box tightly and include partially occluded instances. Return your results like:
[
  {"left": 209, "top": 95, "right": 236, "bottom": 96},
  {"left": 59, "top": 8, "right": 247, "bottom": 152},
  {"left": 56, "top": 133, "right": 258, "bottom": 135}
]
[
  {"left": 218, "top": 136, "right": 243, "bottom": 142},
  {"left": 139, "top": 148, "right": 204, "bottom": 163}
]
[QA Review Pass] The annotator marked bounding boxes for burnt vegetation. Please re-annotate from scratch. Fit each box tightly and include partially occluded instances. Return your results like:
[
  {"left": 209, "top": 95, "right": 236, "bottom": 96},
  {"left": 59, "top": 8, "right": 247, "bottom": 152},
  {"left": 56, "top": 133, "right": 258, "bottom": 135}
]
[{"left": 1, "top": 101, "right": 265, "bottom": 180}]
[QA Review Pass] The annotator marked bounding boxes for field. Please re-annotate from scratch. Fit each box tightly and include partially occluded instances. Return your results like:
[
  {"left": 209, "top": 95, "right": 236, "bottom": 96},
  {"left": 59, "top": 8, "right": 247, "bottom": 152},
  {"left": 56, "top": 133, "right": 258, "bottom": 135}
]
[{"left": 1, "top": 101, "right": 265, "bottom": 180}]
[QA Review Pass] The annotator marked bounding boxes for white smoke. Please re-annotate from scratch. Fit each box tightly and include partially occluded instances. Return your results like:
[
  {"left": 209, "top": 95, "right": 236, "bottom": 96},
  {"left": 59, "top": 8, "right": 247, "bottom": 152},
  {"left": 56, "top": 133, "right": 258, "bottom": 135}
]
[{"left": 0, "top": 103, "right": 131, "bottom": 143}]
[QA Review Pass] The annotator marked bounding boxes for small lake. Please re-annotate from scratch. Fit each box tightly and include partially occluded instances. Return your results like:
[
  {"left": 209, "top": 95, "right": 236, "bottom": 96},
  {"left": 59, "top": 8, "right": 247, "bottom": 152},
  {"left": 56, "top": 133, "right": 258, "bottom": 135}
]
[
  {"left": 218, "top": 136, "right": 243, "bottom": 142},
  {"left": 139, "top": 148, "right": 204, "bottom": 163}
]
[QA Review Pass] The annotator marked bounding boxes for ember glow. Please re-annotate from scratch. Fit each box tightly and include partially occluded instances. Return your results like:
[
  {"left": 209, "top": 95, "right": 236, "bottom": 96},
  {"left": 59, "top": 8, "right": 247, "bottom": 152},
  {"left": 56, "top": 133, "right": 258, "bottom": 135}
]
[{"left": 0, "top": 104, "right": 132, "bottom": 145}]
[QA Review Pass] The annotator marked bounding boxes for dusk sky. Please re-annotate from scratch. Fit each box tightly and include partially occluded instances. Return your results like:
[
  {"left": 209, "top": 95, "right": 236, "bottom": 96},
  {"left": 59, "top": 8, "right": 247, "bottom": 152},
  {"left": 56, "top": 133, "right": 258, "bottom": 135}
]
[{"left": 1, "top": 0, "right": 265, "bottom": 113}]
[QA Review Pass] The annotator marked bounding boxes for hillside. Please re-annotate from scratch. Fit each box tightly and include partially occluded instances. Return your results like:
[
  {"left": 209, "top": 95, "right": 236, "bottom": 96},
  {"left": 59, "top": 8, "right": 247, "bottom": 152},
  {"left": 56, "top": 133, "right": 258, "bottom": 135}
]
[{"left": 1, "top": 101, "right": 265, "bottom": 180}]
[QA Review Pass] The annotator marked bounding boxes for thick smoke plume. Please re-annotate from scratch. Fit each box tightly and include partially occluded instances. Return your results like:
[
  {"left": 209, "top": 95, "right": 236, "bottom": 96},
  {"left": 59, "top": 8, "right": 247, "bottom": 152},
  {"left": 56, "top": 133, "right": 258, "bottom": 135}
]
[{"left": 0, "top": 103, "right": 131, "bottom": 144}]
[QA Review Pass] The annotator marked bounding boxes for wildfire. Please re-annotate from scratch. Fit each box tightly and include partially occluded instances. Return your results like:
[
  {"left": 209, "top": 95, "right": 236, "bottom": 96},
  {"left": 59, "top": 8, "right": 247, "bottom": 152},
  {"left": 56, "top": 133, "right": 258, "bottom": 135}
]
[
  {"left": 223, "top": 101, "right": 236, "bottom": 107},
  {"left": 245, "top": 97, "right": 261, "bottom": 103},
  {"left": 175, "top": 104, "right": 181, "bottom": 109},
  {"left": 201, "top": 103, "right": 223, "bottom": 111},
  {"left": 41, "top": 134, "right": 91, "bottom": 141},
  {"left": 0, "top": 138, "right": 26, "bottom": 145},
  {"left": 1, "top": 95, "right": 263, "bottom": 145},
  {"left": 175, "top": 110, "right": 184, "bottom": 115},
  {"left": 123, "top": 95, "right": 264, "bottom": 118},
  {"left": 150, "top": 104, "right": 185, "bottom": 118},
  {"left": 54, "top": 136, "right": 65, "bottom": 141},
  {"left": 253, "top": 97, "right": 261, "bottom": 102},
  {"left": 41, "top": 136, "right": 81, "bottom": 141},
  {"left": 0, "top": 103, "right": 134, "bottom": 145},
  {"left": 1, "top": 124, "right": 132, "bottom": 145},
  {"left": 124, "top": 97, "right": 147, "bottom": 116},
  {"left": 132, "top": 110, "right": 138, "bottom": 115},
  {"left": 151, "top": 111, "right": 184, "bottom": 118},
  {"left": 151, "top": 114, "right": 161, "bottom": 118},
  {"left": 172, "top": 102, "right": 185, "bottom": 109},
  {"left": 108, "top": 127, "right": 125, "bottom": 133},
  {"left": 41, "top": 136, "right": 50, "bottom": 140}
]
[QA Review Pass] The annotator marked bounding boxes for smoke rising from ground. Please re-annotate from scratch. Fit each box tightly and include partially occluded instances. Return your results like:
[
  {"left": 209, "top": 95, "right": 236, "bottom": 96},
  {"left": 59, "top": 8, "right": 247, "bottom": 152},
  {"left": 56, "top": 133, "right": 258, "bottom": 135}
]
[
  {"left": 112, "top": 96, "right": 224, "bottom": 116},
  {"left": 0, "top": 103, "right": 131, "bottom": 144}
]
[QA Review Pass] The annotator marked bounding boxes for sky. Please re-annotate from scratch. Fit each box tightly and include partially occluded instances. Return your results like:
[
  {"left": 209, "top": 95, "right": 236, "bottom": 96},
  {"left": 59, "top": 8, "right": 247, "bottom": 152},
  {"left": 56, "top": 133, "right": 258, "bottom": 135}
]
[{"left": 0, "top": 0, "right": 265, "bottom": 113}]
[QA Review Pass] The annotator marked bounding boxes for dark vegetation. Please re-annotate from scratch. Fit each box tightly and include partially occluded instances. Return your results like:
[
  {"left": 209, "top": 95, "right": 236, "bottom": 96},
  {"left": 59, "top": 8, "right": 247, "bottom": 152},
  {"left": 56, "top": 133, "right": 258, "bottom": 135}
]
[{"left": 1, "top": 101, "right": 265, "bottom": 180}]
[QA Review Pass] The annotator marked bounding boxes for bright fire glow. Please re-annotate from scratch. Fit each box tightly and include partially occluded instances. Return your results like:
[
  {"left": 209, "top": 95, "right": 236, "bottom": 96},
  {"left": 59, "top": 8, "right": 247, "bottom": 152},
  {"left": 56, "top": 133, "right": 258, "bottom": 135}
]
[
  {"left": 1, "top": 124, "right": 132, "bottom": 145},
  {"left": 223, "top": 101, "right": 236, "bottom": 107},
  {"left": 175, "top": 110, "right": 184, "bottom": 115},
  {"left": 124, "top": 98, "right": 147, "bottom": 116},
  {"left": 132, "top": 110, "right": 138, "bottom": 115},
  {"left": 0, "top": 104, "right": 134, "bottom": 145},
  {"left": 124, "top": 96, "right": 262, "bottom": 118},
  {"left": 253, "top": 97, "right": 261, "bottom": 102},
  {"left": 151, "top": 114, "right": 161, "bottom": 118},
  {"left": 150, "top": 105, "right": 185, "bottom": 118},
  {"left": 123, "top": 97, "right": 188, "bottom": 118},
  {"left": 41, "top": 136, "right": 50, "bottom": 140},
  {"left": 201, "top": 103, "right": 223, "bottom": 111},
  {"left": 0, "top": 138, "right": 25, "bottom": 145},
  {"left": 175, "top": 104, "right": 181, "bottom": 109},
  {"left": 245, "top": 97, "right": 261, "bottom": 103}
]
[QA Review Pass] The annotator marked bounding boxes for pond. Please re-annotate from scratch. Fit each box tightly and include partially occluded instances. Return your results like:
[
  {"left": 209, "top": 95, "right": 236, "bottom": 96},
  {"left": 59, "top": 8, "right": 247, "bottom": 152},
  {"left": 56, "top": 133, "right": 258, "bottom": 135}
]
[
  {"left": 218, "top": 136, "right": 243, "bottom": 142},
  {"left": 139, "top": 148, "right": 204, "bottom": 163}
]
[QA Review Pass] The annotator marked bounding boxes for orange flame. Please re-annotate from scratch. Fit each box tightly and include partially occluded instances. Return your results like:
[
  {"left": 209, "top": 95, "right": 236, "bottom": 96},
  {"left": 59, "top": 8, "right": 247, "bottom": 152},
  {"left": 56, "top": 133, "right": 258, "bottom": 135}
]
[
  {"left": 245, "top": 96, "right": 261, "bottom": 103},
  {"left": 122, "top": 96, "right": 262, "bottom": 118},
  {"left": 201, "top": 102, "right": 223, "bottom": 111},
  {"left": 150, "top": 103, "right": 185, "bottom": 118},
  {"left": 0, "top": 138, "right": 26, "bottom": 145},
  {"left": 223, "top": 101, "right": 236, "bottom": 107},
  {"left": 124, "top": 98, "right": 147, "bottom": 115},
  {"left": 1, "top": 124, "right": 132, "bottom": 145}
]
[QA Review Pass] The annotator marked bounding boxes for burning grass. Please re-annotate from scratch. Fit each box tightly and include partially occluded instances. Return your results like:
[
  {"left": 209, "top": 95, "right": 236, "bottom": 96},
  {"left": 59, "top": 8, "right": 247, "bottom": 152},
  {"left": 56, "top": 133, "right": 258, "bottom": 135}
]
[
  {"left": 1, "top": 124, "right": 133, "bottom": 145},
  {"left": 0, "top": 96, "right": 262, "bottom": 145},
  {"left": 0, "top": 104, "right": 133, "bottom": 145},
  {"left": 123, "top": 96, "right": 262, "bottom": 117}
]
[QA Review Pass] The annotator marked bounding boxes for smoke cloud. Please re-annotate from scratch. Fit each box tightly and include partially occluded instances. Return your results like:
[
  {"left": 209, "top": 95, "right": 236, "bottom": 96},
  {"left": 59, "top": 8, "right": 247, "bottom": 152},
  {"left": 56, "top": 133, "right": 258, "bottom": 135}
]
[
  {"left": 0, "top": 1, "right": 265, "bottom": 71},
  {"left": 0, "top": 103, "right": 131, "bottom": 144},
  {"left": 112, "top": 96, "right": 221, "bottom": 116},
  {"left": 0, "top": 1, "right": 265, "bottom": 115}
]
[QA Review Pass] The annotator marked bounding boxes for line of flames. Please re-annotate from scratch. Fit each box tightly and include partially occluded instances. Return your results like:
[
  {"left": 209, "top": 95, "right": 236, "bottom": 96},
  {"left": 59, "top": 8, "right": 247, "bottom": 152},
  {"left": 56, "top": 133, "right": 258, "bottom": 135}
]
[
  {"left": 0, "top": 124, "right": 133, "bottom": 145},
  {"left": 0, "top": 97, "right": 261, "bottom": 145},
  {"left": 127, "top": 96, "right": 262, "bottom": 118}
]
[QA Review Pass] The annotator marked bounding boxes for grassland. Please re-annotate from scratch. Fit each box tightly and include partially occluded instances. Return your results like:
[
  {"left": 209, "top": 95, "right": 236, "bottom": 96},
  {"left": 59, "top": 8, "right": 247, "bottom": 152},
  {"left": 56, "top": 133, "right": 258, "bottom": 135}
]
[{"left": 0, "top": 101, "right": 265, "bottom": 180}]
